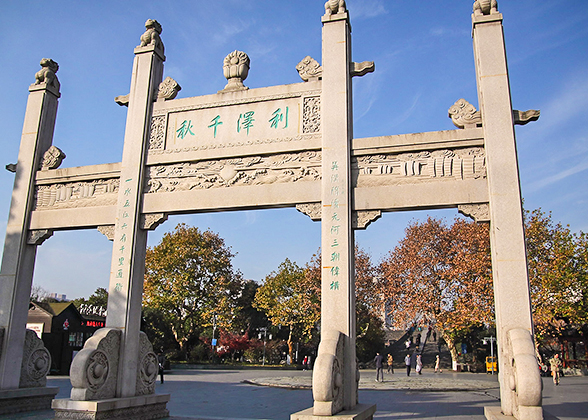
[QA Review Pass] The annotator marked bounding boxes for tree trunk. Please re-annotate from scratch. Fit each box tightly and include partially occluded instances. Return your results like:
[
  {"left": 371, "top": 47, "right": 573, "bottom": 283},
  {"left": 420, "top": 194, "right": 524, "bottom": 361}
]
[
  {"left": 443, "top": 333, "right": 459, "bottom": 371},
  {"left": 287, "top": 325, "right": 294, "bottom": 364}
]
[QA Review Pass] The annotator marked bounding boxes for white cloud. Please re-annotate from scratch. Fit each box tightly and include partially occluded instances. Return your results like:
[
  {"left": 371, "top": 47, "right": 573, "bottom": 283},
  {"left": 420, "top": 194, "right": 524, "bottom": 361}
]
[
  {"left": 347, "top": 0, "right": 388, "bottom": 19},
  {"left": 526, "top": 158, "right": 588, "bottom": 193}
]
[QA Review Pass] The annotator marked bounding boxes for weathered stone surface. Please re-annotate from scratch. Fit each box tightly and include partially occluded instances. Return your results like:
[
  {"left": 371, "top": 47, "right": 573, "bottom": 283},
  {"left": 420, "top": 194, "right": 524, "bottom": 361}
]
[
  {"left": 19, "top": 330, "right": 51, "bottom": 388},
  {"left": 0, "top": 387, "right": 58, "bottom": 415},
  {"left": 449, "top": 99, "right": 483, "bottom": 129},
  {"left": 157, "top": 76, "right": 181, "bottom": 101},
  {"left": 34, "top": 58, "right": 60, "bottom": 92},
  {"left": 297, "top": 56, "right": 323, "bottom": 82},
  {"left": 136, "top": 332, "right": 157, "bottom": 396},
  {"left": 313, "top": 330, "right": 345, "bottom": 416},
  {"left": 53, "top": 393, "right": 170, "bottom": 420},
  {"left": 292, "top": 403, "right": 375, "bottom": 420},
  {"left": 221, "top": 50, "right": 250, "bottom": 92},
  {"left": 70, "top": 328, "right": 121, "bottom": 401},
  {"left": 41, "top": 145, "right": 66, "bottom": 170}
]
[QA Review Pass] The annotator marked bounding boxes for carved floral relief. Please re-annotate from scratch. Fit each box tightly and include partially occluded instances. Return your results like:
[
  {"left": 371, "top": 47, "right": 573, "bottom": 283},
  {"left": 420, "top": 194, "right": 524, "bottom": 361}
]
[{"left": 145, "top": 151, "right": 322, "bottom": 193}]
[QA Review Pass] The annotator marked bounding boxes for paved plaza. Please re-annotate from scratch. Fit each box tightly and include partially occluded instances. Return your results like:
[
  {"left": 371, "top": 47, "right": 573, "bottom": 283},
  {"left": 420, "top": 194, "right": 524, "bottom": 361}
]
[{"left": 2, "top": 368, "right": 586, "bottom": 419}]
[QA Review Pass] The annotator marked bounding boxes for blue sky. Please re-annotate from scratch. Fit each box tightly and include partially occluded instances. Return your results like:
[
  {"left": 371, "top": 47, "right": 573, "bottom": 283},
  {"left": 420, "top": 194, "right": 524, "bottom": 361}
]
[{"left": 1, "top": 1, "right": 587, "bottom": 300}]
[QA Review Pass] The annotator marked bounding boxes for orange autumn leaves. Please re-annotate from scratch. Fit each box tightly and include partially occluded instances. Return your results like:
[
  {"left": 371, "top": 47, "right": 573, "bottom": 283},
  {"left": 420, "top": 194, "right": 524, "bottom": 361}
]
[{"left": 380, "top": 217, "right": 494, "bottom": 334}]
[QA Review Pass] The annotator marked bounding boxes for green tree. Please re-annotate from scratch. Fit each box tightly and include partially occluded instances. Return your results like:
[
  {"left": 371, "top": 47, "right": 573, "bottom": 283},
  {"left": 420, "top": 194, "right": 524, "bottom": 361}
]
[
  {"left": 143, "top": 223, "right": 244, "bottom": 360},
  {"left": 253, "top": 258, "right": 320, "bottom": 362},
  {"left": 71, "top": 287, "right": 108, "bottom": 309},
  {"left": 302, "top": 247, "right": 386, "bottom": 362},
  {"left": 525, "top": 208, "right": 588, "bottom": 343}
]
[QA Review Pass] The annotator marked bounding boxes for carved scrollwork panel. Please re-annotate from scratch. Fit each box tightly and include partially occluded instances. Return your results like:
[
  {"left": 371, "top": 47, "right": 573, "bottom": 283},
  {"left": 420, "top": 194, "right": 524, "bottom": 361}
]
[
  {"left": 303, "top": 96, "right": 321, "bottom": 134},
  {"left": 297, "top": 56, "right": 322, "bottom": 81},
  {"left": 19, "top": 330, "right": 51, "bottom": 388},
  {"left": 70, "top": 328, "right": 121, "bottom": 401},
  {"left": 448, "top": 99, "right": 482, "bottom": 129},
  {"left": 313, "top": 329, "right": 345, "bottom": 416},
  {"left": 41, "top": 145, "right": 66, "bottom": 170},
  {"left": 458, "top": 203, "right": 490, "bottom": 222},
  {"left": 149, "top": 115, "right": 167, "bottom": 150},
  {"left": 27, "top": 229, "right": 53, "bottom": 245},
  {"left": 34, "top": 178, "right": 119, "bottom": 210},
  {"left": 136, "top": 332, "right": 157, "bottom": 396},
  {"left": 145, "top": 151, "right": 322, "bottom": 193},
  {"left": 354, "top": 147, "right": 486, "bottom": 187}
]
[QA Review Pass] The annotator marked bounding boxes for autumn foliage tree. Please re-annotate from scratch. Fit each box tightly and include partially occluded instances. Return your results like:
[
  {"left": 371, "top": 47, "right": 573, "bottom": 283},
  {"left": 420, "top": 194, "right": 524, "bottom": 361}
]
[
  {"left": 379, "top": 217, "right": 494, "bottom": 364},
  {"left": 301, "top": 247, "right": 386, "bottom": 361},
  {"left": 143, "top": 224, "right": 243, "bottom": 359},
  {"left": 525, "top": 208, "right": 588, "bottom": 343},
  {"left": 253, "top": 258, "right": 320, "bottom": 362}
]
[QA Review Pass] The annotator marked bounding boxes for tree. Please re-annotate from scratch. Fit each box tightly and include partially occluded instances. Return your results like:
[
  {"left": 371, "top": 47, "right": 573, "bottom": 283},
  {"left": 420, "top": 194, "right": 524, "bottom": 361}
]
[
  {"left": 300, "top": 247, "right": 386, "bottom": 361},
  {"left": 525, "top": 208, "right": 588, "bottom": 343},
  {"left": 379, "top": 217, "right": 494, "bottom": 365},
  {"left": 253, "top": 258, "right": 320, "bottom": 362},
  {"left": 71, "top": 287, "right": 109, "bottom": 309},
  {"left": 143, "top": 223, "right": 244, "bottom": 359},
  {"left": 232, "top": 280, "right": 268, "bottom": 337}
]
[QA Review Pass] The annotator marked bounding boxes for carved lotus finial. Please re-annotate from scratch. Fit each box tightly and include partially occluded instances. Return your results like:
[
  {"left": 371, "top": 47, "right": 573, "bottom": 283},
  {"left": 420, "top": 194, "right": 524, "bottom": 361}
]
[
  {"left": 41, "top": 145, "right": 66, "bottom": 170},
  {"left": 324, "top": 0, "right": 346, "bottom": 16},
  {"left": 473, "top": 0, "right": 498, "bottom": 16},
  {"left": 221, "top": 50, "right": 250, "bottom": 92},
  {"left": 139, "top": 19, "right": 164, "bottom": 53},
  {"left": 296, "top": 56, "right": 322, "bottom": 82},
  {"left": 34, "top": 58, "right": 60, "bottom": 91},
  {"left": 448, "top": 99, "right": 482, "bottom": 129}
]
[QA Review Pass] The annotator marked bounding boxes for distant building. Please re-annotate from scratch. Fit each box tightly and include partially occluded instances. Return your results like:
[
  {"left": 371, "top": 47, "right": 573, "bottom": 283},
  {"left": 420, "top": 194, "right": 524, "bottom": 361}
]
[
  {"left": 48, "top": 293, "right": 67, "bottom": 301},
  {"left": 27, "top": 302, "right": 105, "bottom": 375}
]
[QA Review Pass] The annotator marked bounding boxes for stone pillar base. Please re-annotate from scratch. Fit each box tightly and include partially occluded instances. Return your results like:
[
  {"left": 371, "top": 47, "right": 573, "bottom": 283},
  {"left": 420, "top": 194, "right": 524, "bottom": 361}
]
[
  {"left": 0, "top": 387, "right": 58, "bottom": 415},
  {"left": 485, "top": 406, "right": 551, "bottom": 420},
  {"left": 52, "top": 393, "right": 170, "bottom": 420},
  {"left": 291, "top": 404, "right": 376, "bottom": 420}
]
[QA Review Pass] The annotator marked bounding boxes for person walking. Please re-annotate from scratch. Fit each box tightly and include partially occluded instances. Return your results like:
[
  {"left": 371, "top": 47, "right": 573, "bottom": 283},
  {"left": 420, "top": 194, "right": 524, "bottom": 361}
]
[
  {"left": 549, "top": 353, "right": 562, "bottom": 385},
  {"left": 405, "top": 353, "right": 412, "bottom": 376},
  {"left": 387, "top": 353, "right": 394, "bottom": 374},
  {"left": 416, "top": 354, "right": 423, "bottom": 375},
  {"left": 434, "top": 354, "right": 441, "bottom": 373},
  {"left": 157, "top": 352, "right": 166, "bottom": 384},
  {"left": 374, "top": 352, "right": 384, "bottom": 382}
]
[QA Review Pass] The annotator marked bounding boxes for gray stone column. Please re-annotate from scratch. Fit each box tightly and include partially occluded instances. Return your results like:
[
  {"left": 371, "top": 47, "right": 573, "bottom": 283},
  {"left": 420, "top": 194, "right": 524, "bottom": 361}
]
[
  {"left": 472, "top": 6, "right": 542, "bottom": 419},
  {"left": 318, "top": 9, "right": 356, "bottom": 413},
  {"left": 0, "top": 78, "right": 59, "bottom": 389},
  {"left": 104, "top": 42, "right": 164, "bottom": 398}
]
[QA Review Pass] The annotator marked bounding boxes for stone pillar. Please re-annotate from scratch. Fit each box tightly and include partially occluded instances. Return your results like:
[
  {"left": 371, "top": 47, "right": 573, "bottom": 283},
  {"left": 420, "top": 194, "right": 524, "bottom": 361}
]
[
  {"left": 319, "top": 8, "right": 356, "bottom": 414},
  {"left": 0, "top": 61, "right": 60, "bottom": 413},
  {"left": 104, "top": 37, "right": 165, "bottom": 399},
  {"left": 0, "top": 70, "right": 60, "bottom": 389},
  {"left": 472, "top": 4, "right": 542, "bottom": 419}
]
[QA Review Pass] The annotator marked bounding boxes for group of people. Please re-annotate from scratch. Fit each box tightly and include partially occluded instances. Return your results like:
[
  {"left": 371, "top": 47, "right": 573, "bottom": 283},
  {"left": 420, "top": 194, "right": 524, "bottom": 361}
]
[{"left": 374, "top": 352, "right": 442, "bottom": 381}]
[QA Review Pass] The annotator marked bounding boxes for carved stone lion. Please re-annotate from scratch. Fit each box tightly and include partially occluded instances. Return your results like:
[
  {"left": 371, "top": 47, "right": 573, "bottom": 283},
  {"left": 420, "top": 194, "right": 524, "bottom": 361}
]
[
  {"left": 473, "top": 0, "right": 498, "bottom": 16},
  {"left": 34, "top": 58, "right": 60, "bottom": 90},
  {"left": 139, "top": 19, "right": 163, "bottom": 49},
  {"left": 324, "top": 0, "right": 346, "bottom": 16}
]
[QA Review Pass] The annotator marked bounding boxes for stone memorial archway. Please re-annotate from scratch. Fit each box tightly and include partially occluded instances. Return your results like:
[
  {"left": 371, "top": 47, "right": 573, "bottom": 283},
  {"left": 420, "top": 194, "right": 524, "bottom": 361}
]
[{"left": 0, "top": 2, "right": 543, "bottom": 419}]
